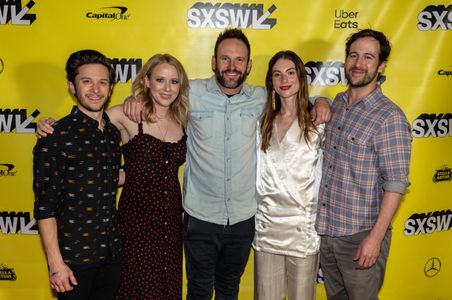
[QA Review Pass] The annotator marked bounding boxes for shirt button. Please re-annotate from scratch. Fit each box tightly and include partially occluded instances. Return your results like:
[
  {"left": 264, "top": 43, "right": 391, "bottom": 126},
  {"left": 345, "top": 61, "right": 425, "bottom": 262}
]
[
  {"left": 329, "top": 165, "right": 332, "bottom": 169},
  {"left": 325, "top": 184, "right": 328, "bottom": 188},
  {"left": 337, "top": 126, "right": 341, "bottom": 130},
  {"left": 322, "top": 203, "right": 326, "bottom": 206},
  {"left": 333, "top": 146, "right": 337, "bottom": 149},
  {"left": 165, "top": 160, "right": 169, "bottom": 164}
]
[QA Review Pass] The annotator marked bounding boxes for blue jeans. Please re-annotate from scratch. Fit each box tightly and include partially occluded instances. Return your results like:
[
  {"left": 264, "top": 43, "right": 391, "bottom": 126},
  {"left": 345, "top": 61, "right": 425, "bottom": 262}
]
[{"left": 183, "top": 213, "right": 255, "bottom": 300}]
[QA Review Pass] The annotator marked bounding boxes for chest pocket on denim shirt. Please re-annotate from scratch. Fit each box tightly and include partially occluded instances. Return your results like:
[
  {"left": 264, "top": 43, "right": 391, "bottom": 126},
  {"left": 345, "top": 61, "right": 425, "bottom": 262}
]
[
  {"left": 191, "top": 111, "right": 213, "bottom": 140},
  {"left": 240, "top": 108, "right": 259, "bottom": 137}
]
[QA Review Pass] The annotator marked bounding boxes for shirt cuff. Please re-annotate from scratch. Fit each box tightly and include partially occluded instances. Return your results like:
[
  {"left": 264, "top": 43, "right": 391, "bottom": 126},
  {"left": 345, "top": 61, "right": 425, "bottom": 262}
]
[{"left": 383, "top": 180, "right": 408, "bottom": 195}]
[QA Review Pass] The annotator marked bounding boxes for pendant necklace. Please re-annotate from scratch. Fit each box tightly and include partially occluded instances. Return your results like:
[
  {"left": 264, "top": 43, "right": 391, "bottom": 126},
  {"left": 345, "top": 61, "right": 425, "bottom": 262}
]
[{"left": 155, "top": 118, "right": 169, "bottom": 142}]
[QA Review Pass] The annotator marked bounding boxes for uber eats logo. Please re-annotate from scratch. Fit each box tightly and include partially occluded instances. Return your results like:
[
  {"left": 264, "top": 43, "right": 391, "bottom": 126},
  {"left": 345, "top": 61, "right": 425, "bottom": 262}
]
[
  {"left": 0, "top": 0, "right": 36, "bottom": 25},
  {"left": 188, "top": 2, "right": 277, "bottom": 29},
  {"left": 411, "top": 113, "right": 452, "bottom": 138},
  {"left": 417, "top": 5, "right": 451, "bottom": 31}
]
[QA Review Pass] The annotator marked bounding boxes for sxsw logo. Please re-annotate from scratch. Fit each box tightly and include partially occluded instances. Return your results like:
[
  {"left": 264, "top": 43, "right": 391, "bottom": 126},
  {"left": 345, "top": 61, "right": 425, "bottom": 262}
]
[
  {"left": 86, "top": 6, "right": 130, "bottom": 21},
  {"left": 112, "top": 58, "right": 142, "bottom": 83},
  {"left": 0, "top": 211, "right": 38, "bottom": 235},
  {"left": 0, "top": 0, "right": 36, "bottom": 25},
  {"left": 305, "top": 61, "right": 347, "bottom": 86},
  {"left": 411, "top": 113, "right": 452, "bottom": 138},
  {"left": 417, "top": 5, "right": 451, "bottom": 31},
  {"left": 404, "top": 209, "right": 452, "bottom": 236},
  {"left": 0, "top": 108, "right": 40, "bottom": 133},
  {"left": 188, "top": 2, "right": 277, "bottom": 29}
]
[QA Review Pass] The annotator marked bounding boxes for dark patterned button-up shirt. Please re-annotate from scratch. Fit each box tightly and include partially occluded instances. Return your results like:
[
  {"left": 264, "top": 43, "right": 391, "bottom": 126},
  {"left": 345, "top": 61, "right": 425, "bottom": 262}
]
[
  {"left": 33, "top": 106, "right": 122, "bottom": 265},
  {"left": 316, "top": 86, "right": 411, "bottom": 237}
]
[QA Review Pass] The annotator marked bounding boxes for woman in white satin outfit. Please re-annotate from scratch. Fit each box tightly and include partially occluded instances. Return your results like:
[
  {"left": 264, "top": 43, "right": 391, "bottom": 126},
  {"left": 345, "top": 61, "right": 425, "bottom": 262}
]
[{"left": 253, "top": 50, "right": 324, "bottom": 300}]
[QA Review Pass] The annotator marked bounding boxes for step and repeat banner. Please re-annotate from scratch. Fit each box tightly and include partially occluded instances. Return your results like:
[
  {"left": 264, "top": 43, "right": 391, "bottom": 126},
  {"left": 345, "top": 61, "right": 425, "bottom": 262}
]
[{"left": 1, "top": 0, "right": 451, "bottom": 299}]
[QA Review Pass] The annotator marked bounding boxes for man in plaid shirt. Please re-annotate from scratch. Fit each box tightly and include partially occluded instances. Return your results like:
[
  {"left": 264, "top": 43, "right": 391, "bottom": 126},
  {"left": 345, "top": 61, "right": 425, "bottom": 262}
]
[{"left": 316, "top": 29, "right": 412, "bottom": 299}]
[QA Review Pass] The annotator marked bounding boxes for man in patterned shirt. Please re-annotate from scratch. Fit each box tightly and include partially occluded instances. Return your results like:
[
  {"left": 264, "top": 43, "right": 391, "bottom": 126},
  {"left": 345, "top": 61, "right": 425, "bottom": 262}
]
[
  {"left": 316, "top": 29, "right": 412, "bottom": 299},
  {"left": 33, "top": 50, "right": 122, "bottom": 300}
]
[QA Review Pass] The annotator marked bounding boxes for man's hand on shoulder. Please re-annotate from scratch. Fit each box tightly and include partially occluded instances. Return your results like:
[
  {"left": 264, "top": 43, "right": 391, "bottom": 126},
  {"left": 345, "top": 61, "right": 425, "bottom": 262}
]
[
  {"left": 311, "top": 97, "right": 332, "bottom": 125},
  {"left": 35, "top": 118, "right": 56, "bottom": 139},
  {"left": 122, "top": 95, "right": 144, "bottom": 123}
]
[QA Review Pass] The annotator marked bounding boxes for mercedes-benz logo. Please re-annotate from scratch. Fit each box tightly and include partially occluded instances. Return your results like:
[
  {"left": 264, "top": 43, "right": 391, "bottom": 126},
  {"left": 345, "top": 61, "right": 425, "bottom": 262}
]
[{"left": 424, "top": 257, "right": 441, "bottom": 277}]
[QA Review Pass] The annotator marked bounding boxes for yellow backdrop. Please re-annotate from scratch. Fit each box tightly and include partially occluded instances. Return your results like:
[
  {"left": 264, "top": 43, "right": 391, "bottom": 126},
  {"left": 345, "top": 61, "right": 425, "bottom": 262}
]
[{"left": 1, "top": 0, "right": 451, "bottom": 299}]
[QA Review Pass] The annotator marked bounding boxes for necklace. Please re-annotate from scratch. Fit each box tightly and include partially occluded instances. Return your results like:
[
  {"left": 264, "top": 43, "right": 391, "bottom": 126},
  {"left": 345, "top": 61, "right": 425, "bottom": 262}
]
[{"left": 155, "top": 119, "right": 169, "bottom": 142}]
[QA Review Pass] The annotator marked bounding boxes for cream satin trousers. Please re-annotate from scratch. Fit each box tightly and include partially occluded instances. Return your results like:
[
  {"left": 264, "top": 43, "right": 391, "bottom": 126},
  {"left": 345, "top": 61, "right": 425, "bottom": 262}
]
[{"left": 254, "top": 251, "right": 319, "bottom": 300}]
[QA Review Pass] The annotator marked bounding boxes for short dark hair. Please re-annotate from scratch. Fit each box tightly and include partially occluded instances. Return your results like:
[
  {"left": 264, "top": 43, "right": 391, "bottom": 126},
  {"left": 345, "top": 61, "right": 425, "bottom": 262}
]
[
  {"left": 214, "top": 28, "right": 251, "bottom": 60},
  {"left": 345, "top": 29, "right": 391, "bottom": 62},
  {"left": 65, "top": 49, "right": 115, "bottom": 84}
]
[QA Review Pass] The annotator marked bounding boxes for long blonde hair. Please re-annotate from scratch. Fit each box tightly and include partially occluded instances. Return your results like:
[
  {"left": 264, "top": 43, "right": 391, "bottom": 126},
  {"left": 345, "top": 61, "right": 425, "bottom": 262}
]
[
  {"left": 132, "top": 54, "right": 189, "bottom": 127},
  {"left": 260, "top": 50, "right": 316, "bottom": 152}
]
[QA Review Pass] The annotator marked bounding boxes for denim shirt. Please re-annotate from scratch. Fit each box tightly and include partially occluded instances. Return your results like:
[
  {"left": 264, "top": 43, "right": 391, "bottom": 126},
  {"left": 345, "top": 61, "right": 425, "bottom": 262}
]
[{"left": 184, "top": 76, "right": 266, "bottom": 225}]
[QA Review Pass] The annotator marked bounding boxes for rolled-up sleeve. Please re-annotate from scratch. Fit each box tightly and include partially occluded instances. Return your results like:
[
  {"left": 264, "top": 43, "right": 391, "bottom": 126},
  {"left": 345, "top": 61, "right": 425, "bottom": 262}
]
[{"left": 375, "top": 109, "right": 412, "bottom": 195}]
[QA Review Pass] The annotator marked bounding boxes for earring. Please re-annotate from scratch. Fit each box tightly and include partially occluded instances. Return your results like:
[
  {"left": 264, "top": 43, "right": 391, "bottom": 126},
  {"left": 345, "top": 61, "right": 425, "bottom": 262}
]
[{"left": 272, "top": 90, "right": 276, "bottom": 110}]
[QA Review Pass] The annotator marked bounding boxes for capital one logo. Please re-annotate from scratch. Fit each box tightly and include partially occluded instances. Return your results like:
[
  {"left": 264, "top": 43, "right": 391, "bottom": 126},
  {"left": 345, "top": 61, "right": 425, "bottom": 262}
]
[
  {"left": 188, "top": 2, "right": 277, "bottom": 29},
  {"left": 417, "top": 5, "right": 452, "bottom": 31},
  {"left": 0, "top": 0, "right": 36, "bottom": 25}
]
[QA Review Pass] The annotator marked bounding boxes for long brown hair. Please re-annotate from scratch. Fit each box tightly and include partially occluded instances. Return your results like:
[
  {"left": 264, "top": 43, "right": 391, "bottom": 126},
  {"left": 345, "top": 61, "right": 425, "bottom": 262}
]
[
  {"left": 260, "top": 50, "right": 315, "bottom": 152},
  {"left": 132, "top": 54, "right": 189, "bottom": 128}
]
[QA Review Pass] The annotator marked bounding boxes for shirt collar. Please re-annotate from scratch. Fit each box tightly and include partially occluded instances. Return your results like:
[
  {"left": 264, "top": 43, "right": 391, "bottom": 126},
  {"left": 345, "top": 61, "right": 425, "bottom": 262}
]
[
  {"left": 70, "top": 106, "right": 112, "bottom": 129},
  {"left": 206, "top": 75, "right": 253, "bottom": 97},
  {"left": 343, "top": 85, "right": 383, "bottom": 109}
]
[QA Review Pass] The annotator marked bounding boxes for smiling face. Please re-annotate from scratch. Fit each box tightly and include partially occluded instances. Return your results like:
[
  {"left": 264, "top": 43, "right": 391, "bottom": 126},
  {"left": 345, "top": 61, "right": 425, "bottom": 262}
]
[
  {"left": 271, "top": 58, "right": 300, "bottom": 101},
  {"left": 345, "top": 36, "right": 386, "bottom": 89},
  {"left": 212, "top": 38, "right": 251, "bottom": 95},
  {"left": 68, "top": 63, "right": 112, "bottom": 117},
  {"left": 145, "top": 62, "right": 180, "bottom": 110}
]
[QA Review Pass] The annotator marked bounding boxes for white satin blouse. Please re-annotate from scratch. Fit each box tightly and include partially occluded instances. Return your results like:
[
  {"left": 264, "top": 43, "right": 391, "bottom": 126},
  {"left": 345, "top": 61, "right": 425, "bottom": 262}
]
[{"left": 253, "top": 121, "right": 324, "bottom": 258}]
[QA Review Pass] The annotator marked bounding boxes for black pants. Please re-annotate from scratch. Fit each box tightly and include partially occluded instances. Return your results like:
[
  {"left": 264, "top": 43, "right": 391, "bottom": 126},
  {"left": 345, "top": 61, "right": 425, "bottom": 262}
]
[
  {"left": 58, "top": 257, "right": 121, "bottom": 300},
  {"left": 183, "top": 213, "right": 255, "bottom": 300}
]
